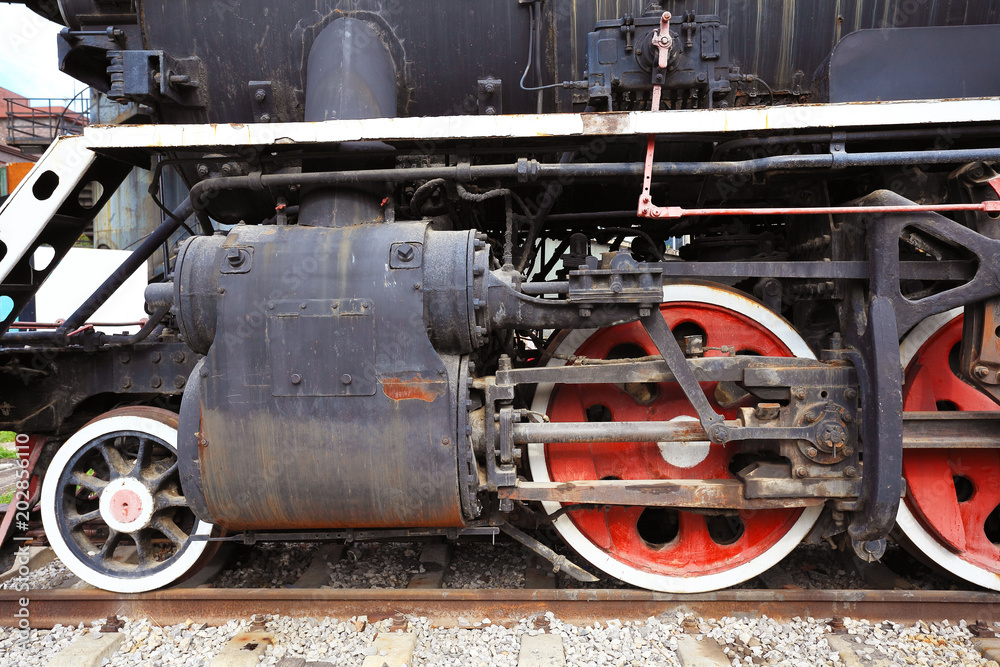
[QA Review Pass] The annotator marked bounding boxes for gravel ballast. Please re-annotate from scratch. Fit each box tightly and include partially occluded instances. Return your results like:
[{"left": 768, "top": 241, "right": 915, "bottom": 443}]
[{"left": 3, "top": 614, "right": 997, "bottom": 666}]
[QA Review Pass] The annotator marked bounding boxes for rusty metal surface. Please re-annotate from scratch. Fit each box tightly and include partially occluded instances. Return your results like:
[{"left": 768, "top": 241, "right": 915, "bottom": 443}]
[
  {"left": 3, "top": 588, "right": 1000, "bottom": 629},
  {"left": 191, "top": 223, "right": 465, "bottom": 531},
  {"left": 902, "top": 411, "right": 1000, "bottom": 448},
  {"left": 500, "top": 479, "right": 824, "bottom": 509}
]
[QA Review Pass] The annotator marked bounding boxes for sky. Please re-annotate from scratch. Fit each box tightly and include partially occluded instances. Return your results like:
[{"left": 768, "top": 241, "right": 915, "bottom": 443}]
[{"left": 0, "top": 4, "right": 81, "bottom": 100}]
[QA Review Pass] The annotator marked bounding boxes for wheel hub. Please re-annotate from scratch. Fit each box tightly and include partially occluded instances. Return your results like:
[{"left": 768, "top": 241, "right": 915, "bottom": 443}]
[{"left": 99, "top": 478, "right": 155, "bottom": 533}]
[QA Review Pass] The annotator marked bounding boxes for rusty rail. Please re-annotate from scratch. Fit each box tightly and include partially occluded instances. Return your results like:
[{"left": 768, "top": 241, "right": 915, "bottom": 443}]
[{"left": 3, "top": 588, "right": 999, "bottom": 629}]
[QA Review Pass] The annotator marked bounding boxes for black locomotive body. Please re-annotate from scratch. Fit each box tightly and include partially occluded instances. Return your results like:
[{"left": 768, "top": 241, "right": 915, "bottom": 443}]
[{"left": 3, "top": 0, "right": 1000, "bottom": 592}]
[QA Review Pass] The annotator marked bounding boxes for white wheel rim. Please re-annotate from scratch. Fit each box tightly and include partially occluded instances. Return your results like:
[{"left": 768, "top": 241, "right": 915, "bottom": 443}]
[
  {"left": 528, "top": 284, "right": 821, "bottom": 592},
  {"left": 896, "top": 309, "right": 1000, "bottom": 591},
  {"left": 41, "top": 414, "right": 214, "bottom": 593}
]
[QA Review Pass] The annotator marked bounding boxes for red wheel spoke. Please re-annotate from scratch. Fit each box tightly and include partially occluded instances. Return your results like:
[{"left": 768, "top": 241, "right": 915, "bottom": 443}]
[
  {"left": 903, "top": 451, "right": 967, "bottom": 552},
  {"left": 902, "top": 315, "right": 1000, "bottom": 576}
]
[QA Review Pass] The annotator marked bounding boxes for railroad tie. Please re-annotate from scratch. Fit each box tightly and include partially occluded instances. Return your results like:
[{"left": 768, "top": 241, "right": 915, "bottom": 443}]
[
  {"left": 290, "top": 543, "right": 344, "bottom": 588},
  {"left": 44, "top": 631, "right": 124, "bottom": 667},
  {"left": 674, "top": 634, "right": 730, "bottom": 667},
  {"left": 523, "top": 555, "right": 558, "bottom": 589},
  {"left": 518, "top": 633, "right": 566, "bottom": 667},
  {"left": 208, "top": 632, "right": 274, "bottom": 667},
  {"left": 360, "top": 631, "right": 417, "bottom": 667},
  {"left": 407, "top": 542, "right": 451, "bottom": 589},
  {"left": 973, "top": 637, "right": 1000, "bottom": 665}
]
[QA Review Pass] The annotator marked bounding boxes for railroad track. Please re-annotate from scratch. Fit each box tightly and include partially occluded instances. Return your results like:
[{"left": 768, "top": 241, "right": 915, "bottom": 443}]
[{"left": 4, "top": 587, "right": 1000, "bottom": 629}]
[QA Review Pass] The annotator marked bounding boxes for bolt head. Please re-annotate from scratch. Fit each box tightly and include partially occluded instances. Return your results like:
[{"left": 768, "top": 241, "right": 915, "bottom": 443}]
[
  {"left": 396, "top": 244, "right": 415, "bottom": 261},
  {"left": 806, "top": 447, "right": 818, "bottom": 458},
  {"left": 255, "top": 88, "right": 267, "bottom": 102},
  {"left": 845, "top": 466, "right": 858, "bottom": 477},
  {"left": 794, "top": 466, "right": 808, "bottom": 478},
  {"left": 259, "top": 113, "right": 271, "bottom": 123},
  {"left": 975, "top": 365, "right": 990, "bottom": 378}
]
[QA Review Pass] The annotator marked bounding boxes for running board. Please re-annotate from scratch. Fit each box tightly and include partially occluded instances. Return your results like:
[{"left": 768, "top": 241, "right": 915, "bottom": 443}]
[{"left": 0, "top": 136, "right": 132, "bottom": 336}]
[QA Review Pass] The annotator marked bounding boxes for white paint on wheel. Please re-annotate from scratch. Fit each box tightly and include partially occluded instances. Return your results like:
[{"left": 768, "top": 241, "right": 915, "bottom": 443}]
[
  {"left": 896, "top": 309, "right": 1000, "bottom": 591},
  {"left": 98, "top": 477, "right": 154, "bottom": 534},
  {"left": 529, "top": 284, "right": 821, "bottom": 592},
  {"left": 41, "top": 414, "right": 214, "bottom": 593},
  {"left": 898, "top": 308, "right": 963, "bottom": 368},
  {"left": 657, "top": 416, "right": 711, "bottom": 468}
]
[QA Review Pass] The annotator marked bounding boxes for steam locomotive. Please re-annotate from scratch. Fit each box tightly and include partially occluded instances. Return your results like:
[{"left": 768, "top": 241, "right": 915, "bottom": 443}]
[{"left": 3, "top": 0, "right": 1000, "bottom": 593}]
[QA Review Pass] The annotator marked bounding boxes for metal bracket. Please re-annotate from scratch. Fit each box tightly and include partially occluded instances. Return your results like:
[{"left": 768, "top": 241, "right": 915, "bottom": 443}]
[
  {"left": 477, "top": 78, "right": 502, "bottom": 115},
  {"left": 567, "top": 254, "right": 663, "bottom": 309},
  {"left": 248, "top": 81, "right": 275, "bottom": 123},
  {"left": 107, "top": 50, "right": 205, "bottom": 108}
]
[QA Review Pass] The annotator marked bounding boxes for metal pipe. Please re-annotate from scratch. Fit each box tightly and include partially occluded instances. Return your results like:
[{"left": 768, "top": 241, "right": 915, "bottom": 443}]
[
  {"left": 520, "top": 281, "right": 568, "bottom": 295},
  {"left": 188, "top": 146, "right": 1000, "bottom": 207},
  {"left": 712, "top": 124, "right": 1000, "bottom": 159},
  {"left": 512, "top": 420, "right": 710, "bottom": 444}
]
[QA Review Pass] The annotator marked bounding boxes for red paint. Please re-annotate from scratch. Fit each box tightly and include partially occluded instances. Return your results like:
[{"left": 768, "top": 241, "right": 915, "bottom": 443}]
[
  {"left": 545, "top": 301, "right": 804, "bottom": 577},
  {"left": 902, "top": 315, "right": 1000, "bottom": 572},
  {"left": 109, "top": 489, "right": 143, "bottom": 524}
]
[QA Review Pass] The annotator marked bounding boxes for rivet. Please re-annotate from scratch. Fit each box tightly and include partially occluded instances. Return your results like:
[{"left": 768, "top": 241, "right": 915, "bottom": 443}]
[
  {"left": 120, "top": 377, "right": 132, "bottom": 389},
  {"left": 414, "top": 283, "right": 422, "bottom": 290},
  {"left": 341, "top": 374, "right": 352, "bottom": 385},
  {"left": 290, "top": 374, "right": 302, "bottom": 385},
  {"left": 150, "top": 352, "right": 161, "bottom": 363},
  {"left": 441, "top": 437, "right": 451, "bottom": 445}
]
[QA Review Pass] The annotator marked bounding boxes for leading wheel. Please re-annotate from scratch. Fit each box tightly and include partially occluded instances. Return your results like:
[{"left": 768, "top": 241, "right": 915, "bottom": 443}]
[
  {"left": 529, "top": 284, "right": 822, "bottom": 592},
  {"left": 41, "top": 407, "right": 215, "bottom": 593},
  {"left": 897, "top": 310, "right": 1000, "bottom": 590}
]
